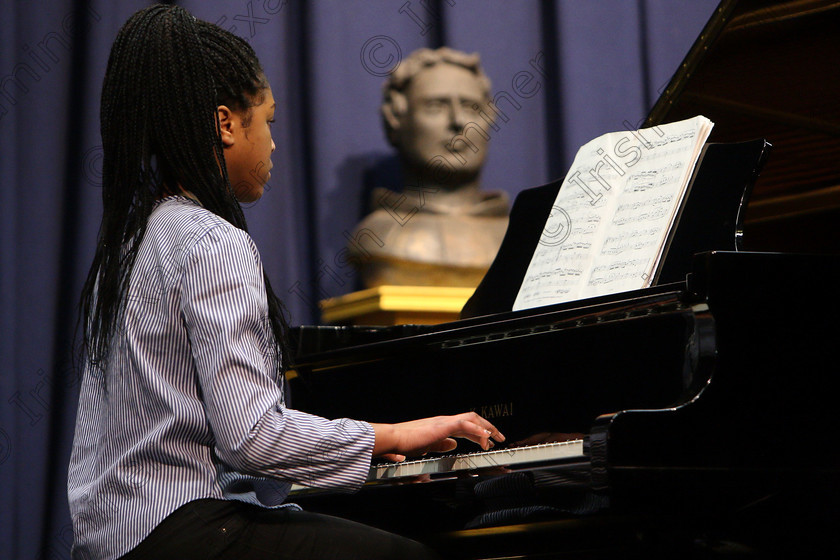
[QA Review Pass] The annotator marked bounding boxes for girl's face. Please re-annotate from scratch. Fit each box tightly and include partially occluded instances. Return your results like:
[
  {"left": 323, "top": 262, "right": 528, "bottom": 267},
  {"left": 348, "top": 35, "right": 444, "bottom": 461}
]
[{"left": 219, "top": 85, "right": 276, "bottom": 203}]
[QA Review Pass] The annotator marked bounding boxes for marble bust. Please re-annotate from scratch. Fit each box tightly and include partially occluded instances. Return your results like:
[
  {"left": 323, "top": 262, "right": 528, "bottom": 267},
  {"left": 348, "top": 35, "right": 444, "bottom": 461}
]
[{"left": 348, "top": 47, "right": 509, "bottom": 288}]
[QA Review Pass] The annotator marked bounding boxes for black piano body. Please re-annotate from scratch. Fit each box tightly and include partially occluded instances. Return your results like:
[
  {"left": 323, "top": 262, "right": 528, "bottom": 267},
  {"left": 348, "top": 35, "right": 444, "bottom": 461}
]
[{"left": 288, "top": 251, "right": 840, "bottom": 557}]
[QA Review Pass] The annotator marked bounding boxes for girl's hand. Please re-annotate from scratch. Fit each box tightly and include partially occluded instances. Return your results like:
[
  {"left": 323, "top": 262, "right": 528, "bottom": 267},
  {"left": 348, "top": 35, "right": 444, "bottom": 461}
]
[{"left": 371, "top": 412, "right": 505, "bottom": 462}]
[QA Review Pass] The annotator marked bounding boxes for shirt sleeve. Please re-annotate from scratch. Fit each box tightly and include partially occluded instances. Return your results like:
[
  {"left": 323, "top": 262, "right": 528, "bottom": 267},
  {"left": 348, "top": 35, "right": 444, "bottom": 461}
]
[{"left": 180, "top": 224, "right": 374, "bottom": 490}]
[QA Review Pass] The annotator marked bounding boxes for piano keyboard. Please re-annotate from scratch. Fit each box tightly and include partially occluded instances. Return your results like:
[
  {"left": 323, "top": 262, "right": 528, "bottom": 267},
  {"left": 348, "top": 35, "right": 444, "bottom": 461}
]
[
  {"left": 369, "top": 439, "right": 585, "bottom": 482},
  {"left": 289, "top": 440, "right": 585, "bottom": 494}
]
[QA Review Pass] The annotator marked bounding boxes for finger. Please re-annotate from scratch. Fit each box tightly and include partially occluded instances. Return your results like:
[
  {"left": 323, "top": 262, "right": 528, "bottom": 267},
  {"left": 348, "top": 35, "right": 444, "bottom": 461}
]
[
  {"left": 486, "top": 427, "right": 505, "bottom": 443},
  {"left": 454, "top": 418, "right": 505, "bottom": 450},
  {"left": 426, "top": 437, "right": 457, "bottom": 454},
  {"left": 378, "top": 453, "right": 406, "bottom": 462},
  {"left": 460, "top": 412, "right": 506, "bottom": 443},
  {"left": 488, "top": 427, "right": 505, "bottom": 443},
  {"left": 450, "top": 418, "right": 497, "bottom": 450}
]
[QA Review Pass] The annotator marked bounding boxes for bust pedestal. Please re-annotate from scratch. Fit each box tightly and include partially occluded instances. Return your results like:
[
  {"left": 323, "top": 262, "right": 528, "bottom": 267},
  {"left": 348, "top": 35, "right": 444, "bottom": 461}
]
[{"left": 320, "top": 285, "right": 475, "bottom": 326}]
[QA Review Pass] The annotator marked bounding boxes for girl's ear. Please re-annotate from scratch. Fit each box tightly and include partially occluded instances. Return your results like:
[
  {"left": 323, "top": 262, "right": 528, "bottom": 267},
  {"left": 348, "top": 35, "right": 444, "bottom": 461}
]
[{"left": 217, "top": 105, "right": 235, "bottom": 147}]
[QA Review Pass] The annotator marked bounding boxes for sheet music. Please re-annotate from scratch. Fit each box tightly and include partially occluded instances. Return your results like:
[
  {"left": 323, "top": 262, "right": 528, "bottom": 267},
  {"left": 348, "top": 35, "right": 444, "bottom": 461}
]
[{"left": 514, "top": 116, "right": 713, "bottom": 311}]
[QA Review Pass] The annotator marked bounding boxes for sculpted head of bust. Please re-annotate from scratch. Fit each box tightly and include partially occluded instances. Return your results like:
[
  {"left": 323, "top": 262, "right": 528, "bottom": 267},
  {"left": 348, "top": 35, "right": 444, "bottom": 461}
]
[
  {"left": 381, "top": 47, "right": 494, "bottom": 192},
  {"left": 346, "top": 48, "right": 508, "bottom": 289}
]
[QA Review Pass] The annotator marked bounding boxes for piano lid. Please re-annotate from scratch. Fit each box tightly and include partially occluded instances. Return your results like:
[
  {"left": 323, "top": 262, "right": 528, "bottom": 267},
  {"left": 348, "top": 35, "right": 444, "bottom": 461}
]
[{"left": 645, "top": 0, "right": 840, "bottom": 251}]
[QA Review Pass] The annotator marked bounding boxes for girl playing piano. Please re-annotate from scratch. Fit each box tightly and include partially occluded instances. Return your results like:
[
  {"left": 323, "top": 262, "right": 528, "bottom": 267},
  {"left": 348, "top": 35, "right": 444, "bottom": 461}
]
[{"left": 68, "top": 5, "right": 502, "bottom": 559}]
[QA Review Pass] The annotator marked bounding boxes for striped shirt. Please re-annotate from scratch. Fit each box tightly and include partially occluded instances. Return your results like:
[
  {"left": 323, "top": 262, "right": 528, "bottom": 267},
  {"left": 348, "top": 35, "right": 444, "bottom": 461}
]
[{"left": 68, "top": 196, "right": 375, "bottom": 560}]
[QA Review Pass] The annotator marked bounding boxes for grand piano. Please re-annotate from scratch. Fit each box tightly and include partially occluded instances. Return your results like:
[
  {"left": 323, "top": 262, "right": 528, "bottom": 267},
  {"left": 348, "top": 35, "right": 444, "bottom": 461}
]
[{"left": 286, "top": 1, "right": 840, "bottom": 557}]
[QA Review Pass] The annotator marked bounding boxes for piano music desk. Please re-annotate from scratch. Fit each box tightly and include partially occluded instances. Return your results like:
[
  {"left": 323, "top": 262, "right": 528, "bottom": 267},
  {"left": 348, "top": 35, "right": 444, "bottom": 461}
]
[{"left": 320, "top": 285, "right": 475, "bottom": 326}]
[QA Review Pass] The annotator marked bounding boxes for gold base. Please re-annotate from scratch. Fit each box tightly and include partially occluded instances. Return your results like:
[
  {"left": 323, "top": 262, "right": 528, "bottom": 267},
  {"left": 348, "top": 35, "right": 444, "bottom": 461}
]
[{"left": 319, "top": 285, "right": 475, "bottom": 326}]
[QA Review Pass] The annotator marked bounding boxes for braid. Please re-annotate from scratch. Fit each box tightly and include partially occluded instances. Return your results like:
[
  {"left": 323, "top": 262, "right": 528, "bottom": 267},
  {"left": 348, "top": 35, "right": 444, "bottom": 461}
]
[
  {"left": 198, "top": 20, "right": 267, "bottom": 126},
  {"left": 80, "top": 5, "right": 293, "bottom": 378}
]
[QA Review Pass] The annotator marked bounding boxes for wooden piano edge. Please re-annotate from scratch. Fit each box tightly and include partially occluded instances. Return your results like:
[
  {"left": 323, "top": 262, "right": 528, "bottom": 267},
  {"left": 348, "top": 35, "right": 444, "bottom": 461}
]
[{"left": 426, "top": 515, "right": 669, "bottom": 560}]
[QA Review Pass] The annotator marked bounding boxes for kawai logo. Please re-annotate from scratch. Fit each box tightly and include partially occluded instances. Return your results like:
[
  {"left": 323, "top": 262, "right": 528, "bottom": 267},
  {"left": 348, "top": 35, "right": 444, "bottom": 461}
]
[{"left": 470, "top": 402, "right": 514, "bottom": 419}]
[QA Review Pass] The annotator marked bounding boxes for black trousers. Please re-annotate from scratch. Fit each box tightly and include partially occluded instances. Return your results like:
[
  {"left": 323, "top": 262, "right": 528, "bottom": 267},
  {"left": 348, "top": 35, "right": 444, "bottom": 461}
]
[{"left": 120, "top": 499, "right": 441, "bottom": 560}]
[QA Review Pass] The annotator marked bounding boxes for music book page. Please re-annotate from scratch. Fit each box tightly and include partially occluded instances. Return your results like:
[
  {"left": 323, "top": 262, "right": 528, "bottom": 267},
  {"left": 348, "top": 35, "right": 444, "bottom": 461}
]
[{"left": 513, "top": 115, "right": 713, "bottom": 311}]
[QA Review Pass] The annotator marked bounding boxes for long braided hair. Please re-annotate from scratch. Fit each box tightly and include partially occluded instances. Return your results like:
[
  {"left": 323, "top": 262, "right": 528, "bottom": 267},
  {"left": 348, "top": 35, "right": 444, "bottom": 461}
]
[{"left": 80, "top": 5, "right": 292, "bottom": 376}]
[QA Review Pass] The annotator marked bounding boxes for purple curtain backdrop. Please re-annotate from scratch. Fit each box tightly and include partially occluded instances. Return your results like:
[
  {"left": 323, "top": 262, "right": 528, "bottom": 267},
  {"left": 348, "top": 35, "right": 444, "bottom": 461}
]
[{"left": 0, "top": 1, "right": 717, "bottom": 557}]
